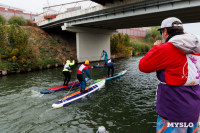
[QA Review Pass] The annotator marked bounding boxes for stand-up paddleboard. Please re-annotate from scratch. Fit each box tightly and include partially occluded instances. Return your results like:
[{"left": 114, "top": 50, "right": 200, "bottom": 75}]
[
  {"left": 52, "top": 80, "right": 105, "bottom": 108},
  {"left": 40, "top": 78, "right": 90, "bottom": 94},
  {"left": 40, "top": 81, "right": 79, "bottom": 94},
  {"left": 94, "top": 70, "right": 127, "bottom": 83}
]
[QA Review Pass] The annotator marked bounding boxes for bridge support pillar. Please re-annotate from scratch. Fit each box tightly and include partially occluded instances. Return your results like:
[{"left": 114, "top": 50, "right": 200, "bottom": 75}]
[
  {"left": 62, "top": 25, "right": 115, "bottom": 63},
  {"left": 76, "top": 32, "right": 110, "bottom": 63}
]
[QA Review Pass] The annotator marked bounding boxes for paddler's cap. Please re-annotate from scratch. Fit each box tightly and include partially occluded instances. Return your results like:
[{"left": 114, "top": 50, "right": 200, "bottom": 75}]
[
  {"left": 85, "top": 60, "right": 89, "bottom": 65},
  {"left": 158, "top": 17, "right": 183, "bottom": 31},
  {"left": 66, "top": 60, "right": 70, "bottom": 63},
  {"left": 97, "top": 126, "right": 108, "bottom": 133}
]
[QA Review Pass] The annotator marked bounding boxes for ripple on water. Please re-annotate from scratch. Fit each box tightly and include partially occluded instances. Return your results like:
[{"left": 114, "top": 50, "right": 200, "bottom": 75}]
[{"left": 0, "top": 57, "right": 158, "bottom": 133}]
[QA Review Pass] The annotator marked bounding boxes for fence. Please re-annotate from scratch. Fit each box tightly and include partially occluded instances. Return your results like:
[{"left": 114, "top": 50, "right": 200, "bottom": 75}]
[
  {"left": 0, "top": 7, "right": 37, "bottom": 22},
  {"left": 117, "top": 28, "right": 148, "bottom": 37}
]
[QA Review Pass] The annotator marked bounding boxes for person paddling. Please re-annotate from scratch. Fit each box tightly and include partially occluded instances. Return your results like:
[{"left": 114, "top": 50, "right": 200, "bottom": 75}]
[
  {"left": 77, "top": 60, "right": 93, "bottom": 92},
  {"left": 107, "top": 58, "right": 114, "bottom": 77},
  {"left": 63, "top": 60, "right": 75, "bottom": 86},
  {"left": 101, "top": 50, "right": 108, "bottom": 65}
]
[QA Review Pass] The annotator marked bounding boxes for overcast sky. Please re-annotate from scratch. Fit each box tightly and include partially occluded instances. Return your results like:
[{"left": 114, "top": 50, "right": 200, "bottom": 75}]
[{"left": 0, "top": 0, "right": 199, "bottom": 34}]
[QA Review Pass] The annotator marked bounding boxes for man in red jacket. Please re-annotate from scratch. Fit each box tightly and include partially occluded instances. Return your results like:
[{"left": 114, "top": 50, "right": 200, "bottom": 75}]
[{"left": 139, "top": 17, "right": 200, "bottom": 133}]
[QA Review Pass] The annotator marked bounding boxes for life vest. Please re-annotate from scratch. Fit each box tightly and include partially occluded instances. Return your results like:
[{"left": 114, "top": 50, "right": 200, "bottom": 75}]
[
  {"left": 78, "top": 64, "right": 87, "bottom": 74},
  {"left": 63, "top": 63, "right": 70, "bottom": 71}
]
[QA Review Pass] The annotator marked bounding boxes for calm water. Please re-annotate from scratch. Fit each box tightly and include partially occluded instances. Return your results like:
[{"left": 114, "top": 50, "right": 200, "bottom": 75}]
[{"left": 0, "top": 56, "right": 158, "bottom": 133}]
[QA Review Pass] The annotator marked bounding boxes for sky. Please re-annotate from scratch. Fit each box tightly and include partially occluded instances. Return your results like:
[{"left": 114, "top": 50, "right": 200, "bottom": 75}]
[{"left": 0, "top": 0, "right": 199, "bottom": 34}]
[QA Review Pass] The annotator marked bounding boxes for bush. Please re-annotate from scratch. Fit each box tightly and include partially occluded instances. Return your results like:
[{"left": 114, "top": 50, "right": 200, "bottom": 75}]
[
  {"left": 0, "top": 14, "right": 6, "bottom": 25},
  {"left": 110, "top": 33, "right": 132, "bottom": 57},
  {"left": 0, "top": 24, "right": 7, "bottom": 63},
  {"left": 145, "top": 26, "right": 162, "bottom": 43},
  {"left": 0, "top": 60, "right": 19, "bottom": 70},
  {"left": 8, "top": 16, "right": 27, "bottom": 26},
  {"left": 0, "top": 24, "right": 36, "bottom": 70},
  {"left": 8, "top": 24, "right": 29, "bottom": 47},
  {"left": 45, "top": 59, "right": 57, "bottom": 65},
  {"left": 0, "top": 24, "right": 7, "bottom": 45},
  {"left": 130, "top": 37, "right": 152, "bottom": 55}
]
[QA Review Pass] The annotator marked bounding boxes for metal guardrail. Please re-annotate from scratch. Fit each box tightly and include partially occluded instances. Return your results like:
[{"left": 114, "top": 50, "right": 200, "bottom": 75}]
[
  {"left": 35, "top": 0, "right": 96, "bottom": 23},
  {"left": 40, "top": 0, "right": 186, "bottom": 29}
]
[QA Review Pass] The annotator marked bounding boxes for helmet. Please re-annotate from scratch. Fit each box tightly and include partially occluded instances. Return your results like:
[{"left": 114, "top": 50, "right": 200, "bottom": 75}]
[
  {"left": 85, "top": 60, "right": 89, "bottom": 65},
  {"left": 66, "top": 60, "right": 70, "bottom": 63}
]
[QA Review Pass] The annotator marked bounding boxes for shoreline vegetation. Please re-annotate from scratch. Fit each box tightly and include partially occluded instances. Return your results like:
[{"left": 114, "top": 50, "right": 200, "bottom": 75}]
[
  {"left": 111, "top": 26, "right": 161, "bottom": 58},
  {"left": 0, "top": 15, "right": 161, "bottom": 76}
]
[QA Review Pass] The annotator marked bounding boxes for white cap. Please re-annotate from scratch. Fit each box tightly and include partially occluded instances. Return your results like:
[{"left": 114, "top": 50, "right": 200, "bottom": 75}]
[
  {"left": 97, "top": 126, "right": 108, "bottom": 133},
  {"left": 158, "top": 17, "right": 182, "bottom": 31}
]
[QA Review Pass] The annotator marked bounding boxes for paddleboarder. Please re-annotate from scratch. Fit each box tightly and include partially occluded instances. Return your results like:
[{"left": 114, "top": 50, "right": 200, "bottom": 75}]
[
  {"left": 63, "top": 60, "right": 75, "bottom": 86},
  {"left": 77, "top": 60, "right": 93, "bottom": 92},
  {"left": 107, "top": 58, "right": 114, "bottom": 77},
  {"left": 101, "top": 50, "right": 108, "bottom": 65}
]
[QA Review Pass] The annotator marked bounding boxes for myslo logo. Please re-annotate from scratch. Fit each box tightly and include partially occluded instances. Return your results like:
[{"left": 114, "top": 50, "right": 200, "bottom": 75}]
[{"left": 167, "top": 122, "right": 194, "bottom": 128}]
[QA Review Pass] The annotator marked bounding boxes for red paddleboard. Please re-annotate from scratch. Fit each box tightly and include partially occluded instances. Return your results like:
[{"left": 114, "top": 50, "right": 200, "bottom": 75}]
[{"left": 40, "top": 81, "right": 80, "bottom": 94}]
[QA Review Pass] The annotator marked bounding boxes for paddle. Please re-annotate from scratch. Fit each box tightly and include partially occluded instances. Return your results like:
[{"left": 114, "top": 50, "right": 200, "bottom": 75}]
[{"left": 65, "top": 81, "right": 78, "bottom": 95}]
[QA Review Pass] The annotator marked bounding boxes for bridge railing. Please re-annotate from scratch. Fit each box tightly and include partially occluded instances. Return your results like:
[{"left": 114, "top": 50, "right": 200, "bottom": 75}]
[{"left": 35, "top": 0, "right": 98, "bottom": 23}]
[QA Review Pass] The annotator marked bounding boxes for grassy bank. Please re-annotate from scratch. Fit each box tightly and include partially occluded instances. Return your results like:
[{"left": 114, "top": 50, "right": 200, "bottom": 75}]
[{"left": 0, "top": 24, "right": 76, "bottom": 73}]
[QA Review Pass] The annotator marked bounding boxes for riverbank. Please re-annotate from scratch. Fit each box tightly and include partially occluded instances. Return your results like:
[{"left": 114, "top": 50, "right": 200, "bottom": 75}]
[
  {"left": 0, "top": 25, "right": 77, "bottom": 75},
  {"left": 0, "top": 25, "right": 153, "bottom": 76}
]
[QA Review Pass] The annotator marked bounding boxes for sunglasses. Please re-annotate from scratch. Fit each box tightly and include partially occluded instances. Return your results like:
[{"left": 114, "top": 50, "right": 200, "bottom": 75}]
[
  {"left": 159, "top": 28, "right": 164, "bottom": 35},
  {"left": 160, "top": 29, "right": 164, "bottom": 35}
]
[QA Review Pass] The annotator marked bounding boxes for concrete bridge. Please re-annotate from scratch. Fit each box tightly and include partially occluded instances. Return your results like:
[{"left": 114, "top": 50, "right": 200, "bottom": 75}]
[{"left": 38, "top": 0, "right": 200, "bottom": 62}]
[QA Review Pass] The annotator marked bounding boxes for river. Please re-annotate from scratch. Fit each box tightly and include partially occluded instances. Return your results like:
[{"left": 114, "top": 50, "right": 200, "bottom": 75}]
[{"left": 0, "top": 56, "right": 159, "bottom": 133}]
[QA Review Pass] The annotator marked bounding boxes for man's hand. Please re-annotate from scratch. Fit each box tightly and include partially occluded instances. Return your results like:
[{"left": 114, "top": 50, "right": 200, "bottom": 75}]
[{"left": 154, "top": 40, "right": 162, "bottom": 46}]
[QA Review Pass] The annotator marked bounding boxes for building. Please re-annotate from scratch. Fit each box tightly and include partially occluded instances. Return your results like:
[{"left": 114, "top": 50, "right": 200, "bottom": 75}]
[
  {"left": 0, "top": 3, "right": 37, "bottom": 22},
  {"left": 117, "top": 27, "right": 151, "bottom": 38}
]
